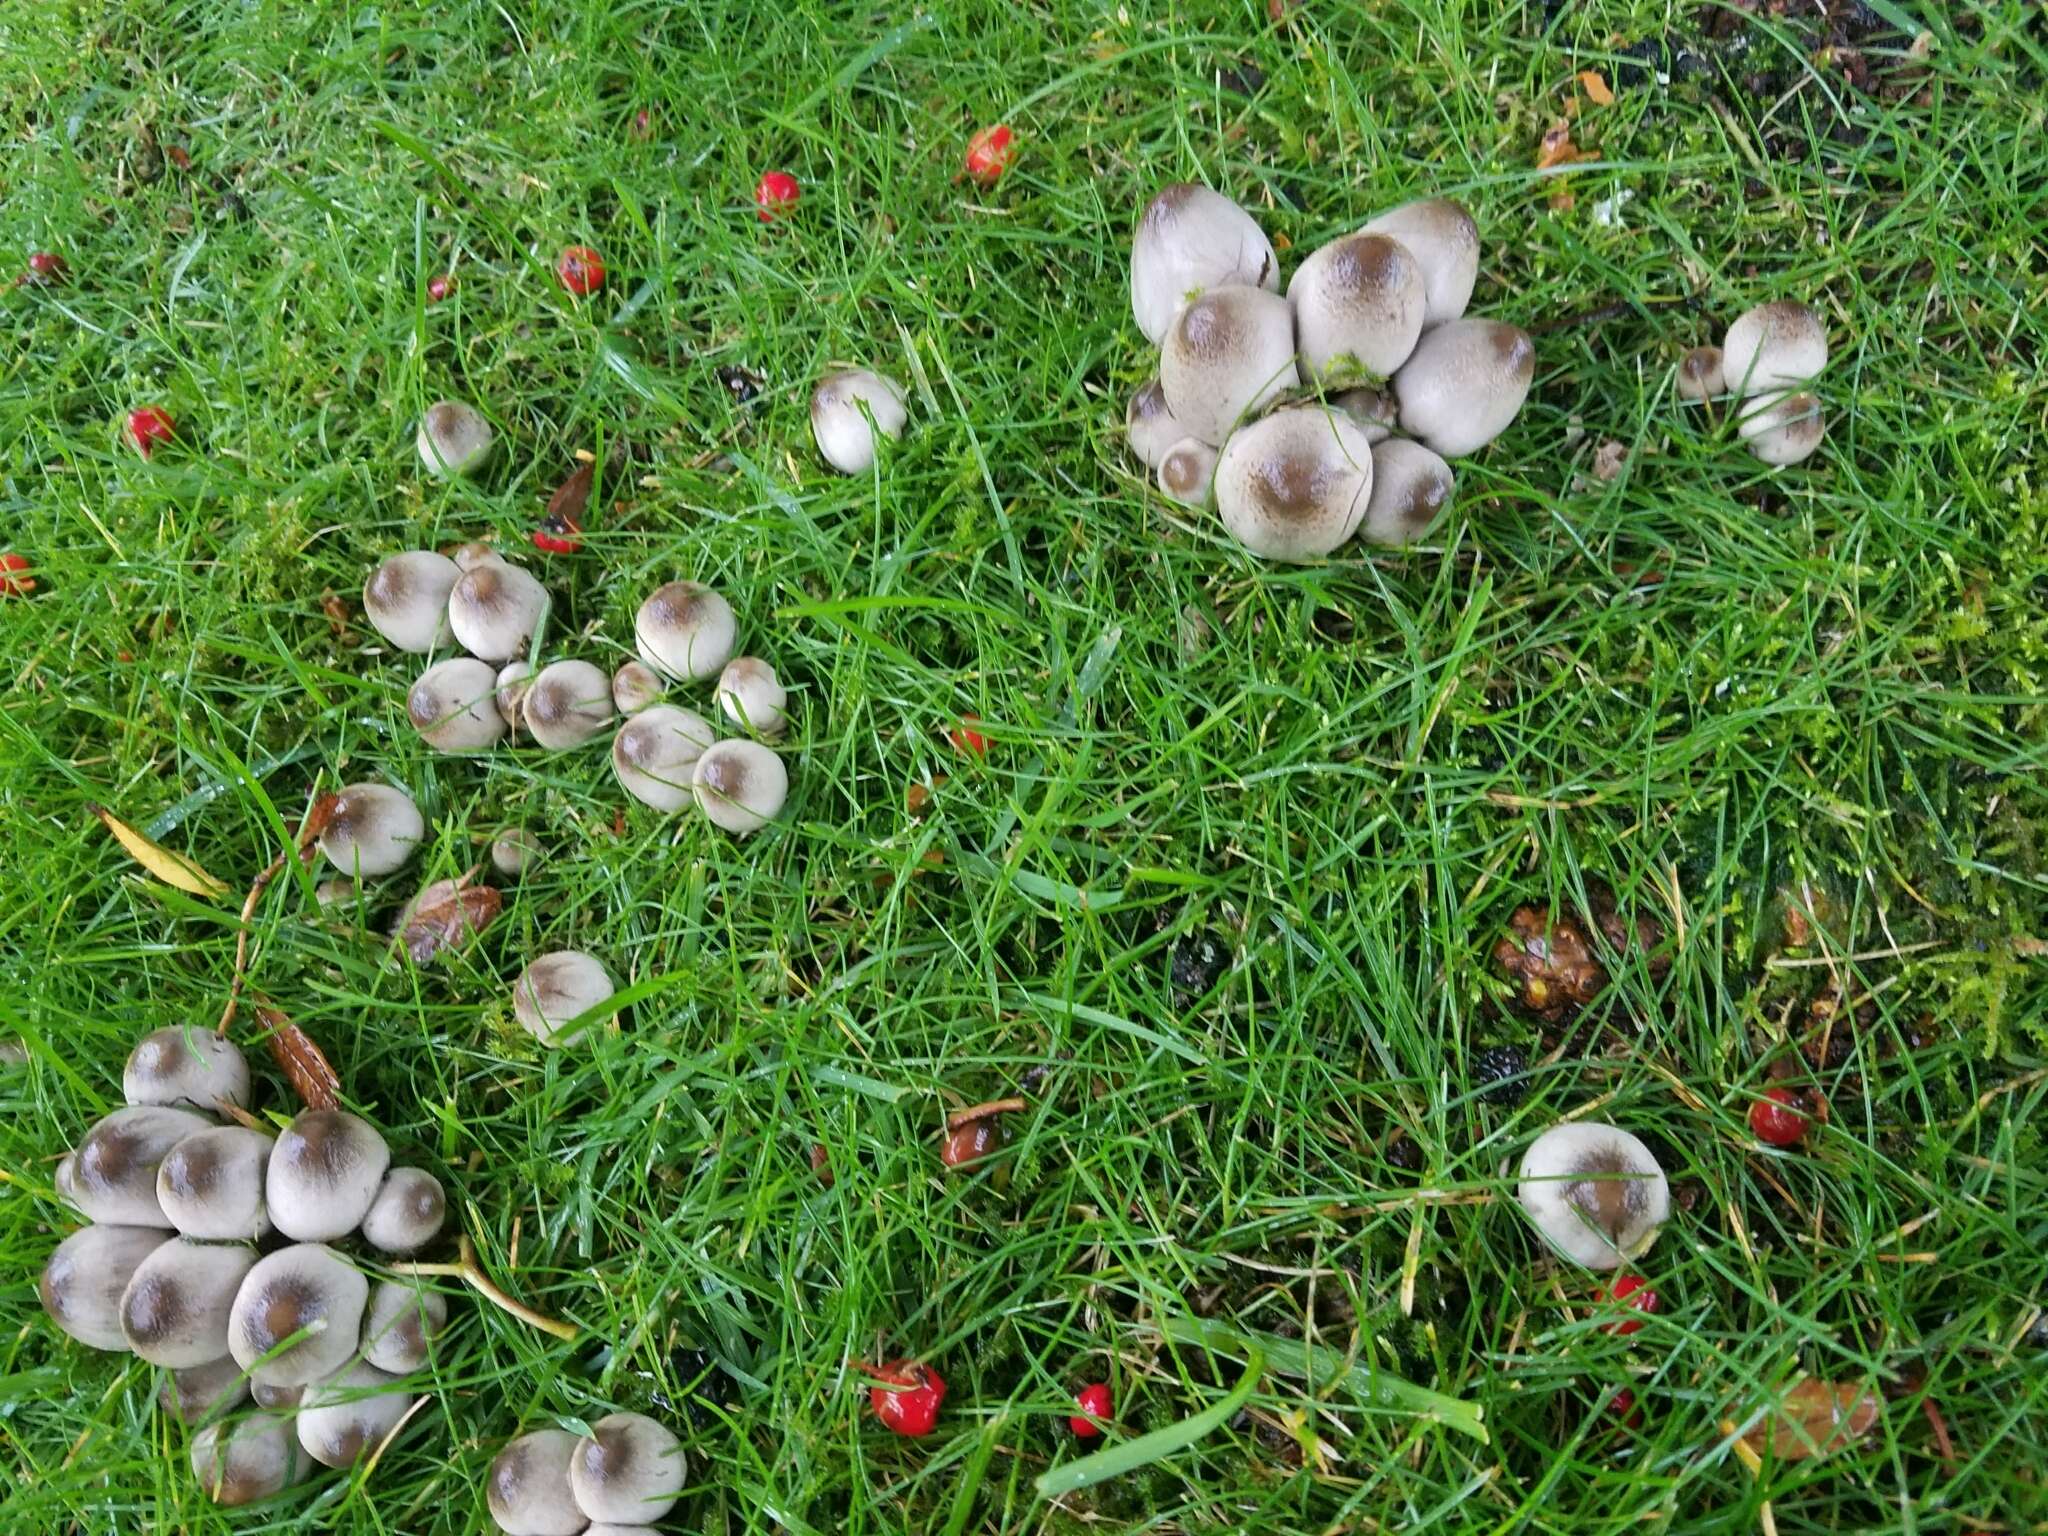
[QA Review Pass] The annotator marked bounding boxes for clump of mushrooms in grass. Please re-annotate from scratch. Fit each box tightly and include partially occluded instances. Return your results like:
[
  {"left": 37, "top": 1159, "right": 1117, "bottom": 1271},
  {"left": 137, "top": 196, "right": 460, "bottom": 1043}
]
[{"left": 1678, "top": 299, "right": 1829, "bottom": 465}]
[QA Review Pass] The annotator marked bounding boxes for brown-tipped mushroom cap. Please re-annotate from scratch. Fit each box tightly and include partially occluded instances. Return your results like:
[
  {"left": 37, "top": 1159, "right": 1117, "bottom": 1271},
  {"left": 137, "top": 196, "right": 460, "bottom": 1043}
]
[
  {"left": 298, "top": 1361, "right": 417, "bottom": 1468},
  {"left": 634, "top": 581, "right": 736, "bottom": 681},
  {"left": 40, "top": 1225, "right": 171, "bottom": 1350},
  {"left": 512, "top": 950, "right": 615, "bottom": 1047},
  {"left": 120, "top": 1237, "right": 257, "bottom": 1368},
  {"left": 360, "top": 1167, "right": 446, "bottom": 1255},
  {"left": 266, "top": 1109, "right": 391, "bottom": 1241},
  {"left": 1738, "top": 391, "right": 1826, "bottom": 466},
  {"left": 1125, "top": 377, "right": 1189, "bottom": 470},
  {"left": 1287, "top": 233, "right": 1428, "bottom": 382},
  {"left": 227, "top": 1242, "right": 368, "bottom": 1387},
  {"left": 692, "top": 739, "right": 789, "bottom": 835},
  {"left": 1158, "top": 284, "right": 1298, "bottom": 447},
  {"left": 409, "top": 658, "right": 508, "bottom": 752},
  {"left": 717, "top": 657, "right": 788, "bottom": 737},
  {"left": 161, "top": 1354, "right": 251, "bottom": 1426},
  {"left": 1157, "top": 437, "right": 1219, "bottom": 509},
  {"left": 523, "top": 659, "right": 615, "bottom": 750},
  {"left": 612, "top": 705, "right": 717, "bottom": 812},
  {"left": 1516, "top": 1121, "right": 1670, "bottom": 1269},
  {"left": 1359, "top": 438, "right": 1455, "bottom": 546},
  {"left": 125, "top": 1029, "right": 250, "bottom": 1111},
  {"left": 450, "top": 540, "right": 504, "bottom": 572},
  {"left": 362, "top": 1280, "right": 449, "bottom": 1375},
  {"left": 448, "top": 561, "right": 548, "bottom": 662},
  {"left": 158, "top": 1125, "right": 275, "bottom": 1241},
  {"left": 318, "top": 783, "right": 425, "bottom": 878},
  {"left": 491, "top": 827, "right": 541, "bottom": 877},
  {"left": 1359, "top": 197, "right": 1480, "bottom": 325},
  {"left": 363, "top": 551, "right": 460, "bottom": 653},
  {"left": 1129, "top": 183, "right": 1279, "bottom": 345},
  {"left": 488, "top": 1428, "right": 589, "bottom": 1536},
  {"left": 570, "top": 1412, "right": 688, "bottom": 1525},
  {"left": 72, "top": 1105, "right": 214, "bottom": 1225},
  {"left": 416, "top": 400, "right": 495, "bottom": 478},
  {"left": 495, "top": 661, "right": 533, "bottom": 731},
  {"left": 1721, "top": 301, "right": 1827, "bottom": 397},
  {"left": 1333, "top": 385, "right": 1397, "bottom": 443},
  {"left": 611, "top": 660, "right": 664, "bottom": 715},
  {"left": 1392, "top": 319, "right": 1535, "bottom": 458},
  {"left": 810, "top": 370, "right": 909, "bottom": 474},
  {"left": 191, "top": 1414, "right": 304, "bottom": 1506},
  {"left": 1212, "top": 407, "right": 1377, "bottom": 563},
  {"left": 1677, "top": 346, "right": 1725, "bottom": 402}
]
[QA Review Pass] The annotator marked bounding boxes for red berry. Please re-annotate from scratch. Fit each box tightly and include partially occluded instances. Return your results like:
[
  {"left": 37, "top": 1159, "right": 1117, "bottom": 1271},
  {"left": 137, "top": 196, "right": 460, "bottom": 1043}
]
[
  {"left": 754, "top": 170, "right": 800, "bottom": 222},
  {"left": 1606, "top": 1386, "right": 1643, "bottom": 1432},
  {"left": 809, "top": 1142, "right": 834, "bottom": 1187},
  {"left": 25, "top": 251, "right": 69, "bottom": 285},
  {"left": 964, "top": 124, "right": 1014, "bottom": 187},
  {"left": 1069, "top": 1381, "right": 1112, "bottom": 1437},
  {"left": 427, "top": 274, "right": 455, "bottom": 302},
  {"left": 1599, "top": 1274, "right": 1660, "bottom": 1336},
  {"left": 858, "top": 1360, "right": 944, "bottom": 1437},
  {"left": 1749, "top": 1086, "right": 1809, "bottom": 1146},
  {"left": 127, "top": 406, "right": 176, "bottom": 458},
  {"left": 0, "top": 552, "right": 35, "bottom": 596},
  {"left": 556, "top": 245, "right": 605, "bottom": 296},
  {"left": 946, "top": 714, "right": 989, "bottom": 758},
  {"left": 630, "top": 108, "right": 655, "bottom": 141},
  {"left": 530, "top": 528, "right": 580, "bottom": 555}
]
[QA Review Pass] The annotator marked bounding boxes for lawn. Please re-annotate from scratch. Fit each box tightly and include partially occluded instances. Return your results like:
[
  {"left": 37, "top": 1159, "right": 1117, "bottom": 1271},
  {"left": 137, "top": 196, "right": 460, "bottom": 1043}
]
[{"left": 3, "top": 0, "right": 2046, "bottom": 1531}]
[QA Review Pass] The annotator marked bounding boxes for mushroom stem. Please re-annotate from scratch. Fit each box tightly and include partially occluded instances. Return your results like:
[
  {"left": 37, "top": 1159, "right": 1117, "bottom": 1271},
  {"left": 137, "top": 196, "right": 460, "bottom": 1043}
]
[
  {"left": 219, "top": 793, "right": 338, "bottom": 1036},
  {"left": 392, "top": 1235, "right": 578, "bottom": 1342}
]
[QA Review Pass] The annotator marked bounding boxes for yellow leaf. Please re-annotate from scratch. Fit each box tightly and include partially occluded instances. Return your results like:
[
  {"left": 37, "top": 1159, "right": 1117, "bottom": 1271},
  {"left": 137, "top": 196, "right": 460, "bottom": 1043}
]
[{"left": 91, "top": 805, "right": 228, "bottom": 898}]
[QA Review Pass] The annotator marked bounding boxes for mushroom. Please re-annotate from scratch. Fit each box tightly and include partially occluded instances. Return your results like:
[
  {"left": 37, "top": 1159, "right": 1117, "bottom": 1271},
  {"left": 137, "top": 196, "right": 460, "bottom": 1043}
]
[
  {"left": 1359, "top": 438, "right": 1455, "bottom": 546},
  {"left": 1359, "top": 197, "right": 1480, "bottom": 325},
  {"left": 360, "top": 1167, "right": 446, "bottom": 1254},
  {"left": 569, "top": 1412, "right": 688, "bottom": 1526},
  {"left": 157, "top": 1125, "right": 275, "bottom": 1240},
  {"left": 451, "top": 540, "right": 504, "bottom": 572},
  {"left": 488, "top": 1429, "right": 588, "bottom": 1536},
  {"left": 1332, "top": 385, "right": 1397, "bottom": 443},
  {"left": 161, "top": 1355, "right": 251, "bottom": 1426},
  {"left": 523, "top": 659, "right": 615, "bottom": 750},
  {"left": 318, "top": 783, "right": 425, "bottom": 878},
  {"left": 410, "top": 658, "right": 508, "bottom": 752},
  {"left": 692, "top": 739, "right": 789, "bottom": 835},
  {"left": 1392, "top": 319, "right": 1535, "bottom": 457},
  {"left": 416, "top": 400, "right": 495, "bottom": 478},
  {"left": 125, "top": 1028, "right": 251, "bottom": 1111},
  {"left": 612, "top": 706, "right": 717, "bottom": 811},
  {"left": 54, "top": 1151, "right": 79, "bottom": 1207},
  {"left": 1720, "top": 301, "right": 1827, "bottom": 397},
  {"left": 1677, "top": 346, "right": 1725, "bottom": 402},
  {"left": 810, "top": 370, "right": 908, "bottom": 474},
  {"left": 512, "top": 950, "right": 615, "bottom": 1046},
  {"left": 491, "top": 827, "right": 541, "bottom": 877},
  {"left": 266, "top": 1109, "right": 392, "bottom": 1241},
  {"left": 40, "top": 1225, "right": 170, "bottom": 1349},
  {"left": 298, "top": 1361, "right": 417, "bottom": 1468},
  {"left": 448, "top": 561, "right": 548, "bottom": 662},
  {"left": 1125, "top": 377, "right": 1189, "bottom": 470},
  {"left": 1516, "top": 1121, "right": 1670, "bottom": 1269},
  {"left": 252, "top": 1381, "right": 303, "bottom": 1410},
  {"left": 363, "top": 551, "right": 460, "bottom": 653},
  {"left": 191, "top": 1414, "right": 304, "bottom": 1505},
  {"left": 1287, "top": 233, "right": 1428, "bottom": 382},
  {"left": 1157, "top": 437, "right": 1219, "bottom": 509},
  {"left": 1212, "top": 406, "right": 1377, "bottom": 563},
  {"left": 226, "top": 1242, "right": 368, "bottom": 1387},
  {"left": 71, "top": 1105, "right": 213, "bottom": 1225},
  {"left": 1129, "top": 183, "right": 1279, "bottom": 345},
  {"left": 119, "top": 1237, "right": 257, "bottom": 1367},
  {"left": 1158, "top": 284, "right": 1299, "bottom": 446},
  {"left": 496, "top": 661, "right": 534, "bottom": 731},
  {"left": 1738, "top": 392, "right": 1826, "bottom": 466},
  {"left": 362, "top": 1280, "right": 449, "bottom": 1375},
  {"left": 717, "top": 657, "right": 788, "bottom": 737},
  {"left": 634, "top": 581, "right": 736, "bottom": 681},
  {"left": 611, "top": 660, "right": 664, "bottom": 714}
]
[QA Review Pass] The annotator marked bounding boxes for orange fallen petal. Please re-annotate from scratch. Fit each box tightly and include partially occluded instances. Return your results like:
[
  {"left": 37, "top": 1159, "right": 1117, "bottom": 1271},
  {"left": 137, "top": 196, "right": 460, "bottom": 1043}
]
[{"left": 1580, "top": 70, "right": 1615, "bottom": 106}]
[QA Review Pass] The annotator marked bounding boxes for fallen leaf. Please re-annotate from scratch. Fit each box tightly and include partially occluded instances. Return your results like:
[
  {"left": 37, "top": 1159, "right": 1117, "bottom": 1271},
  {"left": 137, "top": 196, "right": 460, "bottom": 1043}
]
[
  {"left": 1537, "top": 122, "right": 1578, "bottom": 170},
  {"left": 391, "top": 871, "right": 501, "bottom": 965},
  {"left": 1579, "top": 70, "right": 1615, "bottom": 105},
  {"left": 91, "top": 805, "right": 228, "bottom": 898},
  {"left": 1592, "top": 439, "right": 1628, "bottom": 480},
  {"left": 544, "top": 461, "right": 595, "bottom": 534},
  {"left": 257, "top": 1007, "right": 341, "bottom": 1111},
  {"left": 1742, "top": 1377, "right": 1882, "bottom": 1460},
  {"left": 906, "top": 782, "right": 933, "bottom": 817},
  {"left": 320, "top": 591, "right": 352, "bottom": 640}
]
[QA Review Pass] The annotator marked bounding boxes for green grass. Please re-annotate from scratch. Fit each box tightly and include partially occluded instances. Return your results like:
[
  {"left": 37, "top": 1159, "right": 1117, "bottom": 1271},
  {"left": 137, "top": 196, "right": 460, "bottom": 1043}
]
[{"left": 3, "top": 0, "right": 2046, "bottom": 1530}]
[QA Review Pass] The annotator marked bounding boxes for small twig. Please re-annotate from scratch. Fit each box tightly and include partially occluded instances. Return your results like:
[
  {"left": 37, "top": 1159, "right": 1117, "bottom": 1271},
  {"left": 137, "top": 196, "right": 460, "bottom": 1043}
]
[
  {"left": 360, "top": 1391, "right": 435, "bottom": 1482},
  {"left": 946, "top": 1097, "right": 1026, "bottom": 1130},
  {"left": 219, "top": 792, "right": 336, "bottom": 1036},
  {"left": 1922, "top": 1397, "right": 1957, "bottom": 1468},
  {"left": 394, "top": 1235, "right": 578, "bottom": 1342}
]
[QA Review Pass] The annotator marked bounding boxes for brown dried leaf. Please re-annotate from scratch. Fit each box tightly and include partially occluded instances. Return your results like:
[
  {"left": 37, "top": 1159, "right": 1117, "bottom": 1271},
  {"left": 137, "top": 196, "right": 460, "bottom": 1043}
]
[
  {"left": 1537, "top": 121, "right": 1580, "bottom": 170},
  {"left": 1579, "top": 70, "right": 1615, "bottom": 106},
  {"left": 1592, "top": 439, "right": 1628, "bottom": 481},
  {"left": 320, "top": 591, "right": 352, "bottom": 640},
  {"left": 1742, "top": 1377, "right": 1882, "bottom": 1461},
  {"left": 258, "top": 1007, "right": 341, "bottom": 1111},
  {"left": 545, "top": 461, "right": 595, "bottom": 533},
  {"left": 392, "top": 873, "right": 501, "bottom": 965}
]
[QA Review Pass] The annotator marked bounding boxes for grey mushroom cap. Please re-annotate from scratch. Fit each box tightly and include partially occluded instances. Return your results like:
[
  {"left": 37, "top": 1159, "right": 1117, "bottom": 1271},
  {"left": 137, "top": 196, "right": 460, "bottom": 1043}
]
[
  {"left": 488, "top": 1428, "right": 590, "bottom": 1536},
  {"left": 409, "top": 658, "right": 508, "bottom": 752},
  {"left": 1516, "top": 1120, "right": 1671, "bottom": 1270},
  {"left": 120, "top": 1237, "right": 258, "bottom": 1368},
  {"left": 612, "top": 705, "right": 717, "bottom": 812},
  {"left": 363, "top": 551, "right": 460, "bottom": 653},
  {"left": 125, "top": 1029, "right": 251, "bottom": 1111},
  {"left": 1333, "top": 385, "right": 1397, "bottom": 443},
  {"left": 416, "top": 400, "right": 495, "bottom": 478},
  {"left": 1392, "top": 319, "right": 1536, "bottom": 458},
  {"left": 810, "top": 369, "right": 908, "bottom": 474},
  {"left": 1287, "top": 233, "right": 1428, "bottom": 382},
  {"left": 1125, "top": 377, "right": 1189, "bottom": 470},
  {"left": 495, "top": 661, "right": 534, "bottom": 731},
  {"left": 71, "top": 1105, "right": 214, "bottom": 1225},
  {"left": 523, "top": 659, "right": 615, "bottom": 750},
  {"left": 717, "top": 657, "right": 789, "bottom": 737},
  {"left": 1721, "top": 301, "right": 1827, "bottom": 397},
  {"left": 1129, "top": 183, "right": 1280, "bottom": 345},
  {"left": 227, "top": 1242, "right": 368, "bottom": 1387},
  {"left": 448, "top": 561, "right": 548, "bottom": 662},
  {"left": 611, "top": 660, "right": 665, "bottom": 715},
  {"left": 1157, "top": 437, "right": 1219, "bottom": 509},
  {"left": 1359, "top": 197, "right": 1480, "bottom": 325},
  {"left": 491, "top": 827, "right": 541, "bottom": 877},
  {"left": 40, "top": 1225, "right": 171, "bottom": 1350},
  {"left": 252, "top": 1380, "right": 303, "bottom": 1410},
  {"left": 318, "top": 783, "right": 425, "bottom": 878},
  {"left": 513, "top": 950, "right": 616, "bottom": 1047},
  {"left": 362, "top": 1280, "right": 450, "bottom": 1375},
  {"left": 266, "top": 1109, "right": 392, "bottom": 1242},
  {"left": 635, "top": 581, "right": 737, "bottom": 681},
  {"left": 157, "top": 1125, "right": 275, "bottom": 1241},
  {"left": 55, "top": 1151, "right": 79, "bottom": 1206},
  {"left": 1359, "top": 438, "right": 1456, "bottom": 546},
  {"left": 570, "top": 1412, "right": 688, "bottom": 1526},
  {"left": 360, "top": 1167, "right": 447, "bottom": 1255},
  {"left": 692, "top": 739, "right": 790, "bottom": 835},
  {"left": 192, "top": 1414, "right": 305, "bottom": 1506},
  {"left": 1159, "top": 284, "right": 1299, "bottom": 447},
  {"left": 451, "top": 540, "right": 505, "bottom": 572},
  {"left": 1738, "top": 391, "right": 1826, "bottom": 466},
  {"left": 161, "top": 1355, "right": 252, "bottom": 1426},
  {"left": 298, "top": 1361, "right": 417, "bottom": 1469},
  {"left": 1677, "top": 346, "right": 1726, "bottom": 402},
  {"left": 1213, "top": 406, "right": 1377, "bottom": 563}
]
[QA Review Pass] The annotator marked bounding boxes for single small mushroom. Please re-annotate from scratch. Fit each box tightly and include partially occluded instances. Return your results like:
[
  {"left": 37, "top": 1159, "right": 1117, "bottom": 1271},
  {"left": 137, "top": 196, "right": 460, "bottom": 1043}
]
[
  {"left": 1212, "top": 406, "right": 1377, "bottom": 563},
  {"left": 157, "top": 1125, "right": 275, "bottom": 1241},
  {"left": 488, "top": 1428, "right": 588, "bottom": 1536},
  {"left": 315, "top": 878, "right": 363, "bottom": 910},
  {"left": 361, "top": 1279, "right": 449, "bottom": 1374},
  {"left": 611, "top": 660, "right": 665, "bottom": 714},
  {"left": 491, "top": 827, "right": 541, "bottom": 876},
  {"left": 717, "top": 657, "right": 788, "bottom": 737},
  {"left": 362, "top": 551, "right": 460, "bottom": 653},
  {"left": 266, "top": 1109, "right": 392, "bottom": 1241},
  {"left": 416, "top": 400, "right": 495, "bottom": 478},
  {"left": 40, "top": 1224, "right": 171, "bottom": 1349},
  {"left": 810, "top": 369, "right": 908, "bottom": 474},
  {"left": 1157, "top": 437, "right": 1219, "bottom": 509},
  {"left": 1159, "top": 284, "right": 1299, "bottom": 447},
  {"left": 1359, "top": 438, "right": 1455, "bottom": 546},
  {"left": 1359, "top": 197, "right": 1480, "bottom": 325},
  {"left": 523, "top": 659, "right": 615, "bottom": 750},
  {"left": 512, "top": 950, "right": 615, "bottom": 1047},
  {"left": 495, "top": 661, "right": 534, "bottom": 731},
  {"left": 1287, "top": 232, "right": 1428, "bottom": 382},
  {"left": 318, "top": 783, "right": 425, "bottom": 878},
  {"left": 161, "top": 1354, "right": 251, "bottom": 1426},
  {"left": 1125, "top": 377, "right": 1189, "bottom": 469},
  {"left": 1677, "top": 346, "right": 1726, "bottom": 402},
  {"left": 692, "top": 739, "right": 789, "bottom": 835},
  {"left": 1516, "top": 1121, "right": 1670, "bottom": 1269},
  {"left": 1721, "top": 301, "right": 1827, "bottom": 397},
  {"left": 360, "top": 1166, "right": 446, "bottom": 1255},
  {"left": 191, "top": 1413, "right": 304, "bottom": 1505},
  {"left": 1392, "top": 319, "right": 1536, "bottom": 458},
  {"left": 1332, "top": 385, "right": 1397, "bottom": 443},
  {"left": 448, "top": 561, "right": 548, "bottom": 662},
  {"left": 71, "top": 1105, "right": 214, "bottom": 1225},
  {"left": 635, "top": 581, "right": 737, "bottom": 681},
  {"left": 125, "top": 1028, "right": 251, "bottom": 1111},
  {"left": 1129, "top": 183, "right": 1279, "bottom": 345},
  {"left": 226, "top": 1242, "right": 369, "bottom": 1387},
  {"left": 297, "top": 1361, "right": 417, "bottom": 1468},
  {"left": 612, "top": 705, "right": 717, "bottom": 811},
  {"left": 119, "top": 1236, "right": 257, "bottom": 1367},
  {"left": 1738, "top": 392, "right": 1826, "bottom": 466},
  {"left": 569, "top": 1412, "right": 688, "bottom": 1526},
  {"left": 409, "top": 658, "right": 508, "bottom": 752}
]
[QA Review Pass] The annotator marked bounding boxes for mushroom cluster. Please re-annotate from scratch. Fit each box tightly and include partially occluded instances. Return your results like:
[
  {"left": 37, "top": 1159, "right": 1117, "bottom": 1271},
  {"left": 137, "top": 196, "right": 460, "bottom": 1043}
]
[
  {"left": 1678, "top": 299, "right": 1829, "bottom": 465},
  {"left": 1124, "top": 184, "right": 1533, "bottom": 562},
  {"left": 40, "top": 1028, "right": 454, "bottom": 1504},
  {"left": 487, "top": 1412, "right": 686, "bottom": 1535}
]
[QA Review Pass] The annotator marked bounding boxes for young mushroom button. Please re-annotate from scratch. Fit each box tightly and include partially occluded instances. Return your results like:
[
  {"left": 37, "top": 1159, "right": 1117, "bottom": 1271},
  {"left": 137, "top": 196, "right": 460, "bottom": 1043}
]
[
  {"left": 611, "top": 660, "right": 664, "bottom": 715},
  {"left": 298, "top": 1362, "right": 417, "bottom": 1469},
  {"left": 1129, "top": 182, "right": 1280, "bottom": 345},
  {"left": 416, "top": 400, "right": 495, "bottom": 478},
  {"left": 1516, "top": 1121, "right": 1670, "bottom": 1270},
  {"left": 1678, "top": 346, "right": 1726, "bottom": 402},
  {"left": 119, "top": 1237, "right": 257, "bottom": 1367},
  {"left": 362, "top": 1280, "right": 449, "bottom": 1374},
  {"left": 692, "top": 739, "right": 789, "bottom": 835},
  {"left": 513, "top": 950, "right": 615, "bottom": 1047},
  {"left": 1360, "top": 438, "right": 1456, "bottom": 546},
  {"left": 266, "top": 1109, "right": 392, "bottom": 1241},
  {"left": 360, "top": 1167, "right": 447, "bottom": 1254},
  {"left": 810, "top": 370, "right": 908, "bottom": 475},
  {"left": 363, "top": 551, "right": 460, "bottom": 653},
  {"left": 1720, "top": 301, "right": 1827, "bottom": 397},
  {"left": 318, "top": 784, "right": 425, "bottom": 878},
  {"left": 158, "top": 1125, "right": 275, "bottom": 1240},
  {"left": 488, "top": 1428, "right": 589, "bottom": 1536},
  {"left": 495, "top": 661, "right": 533, "bottom": 732},
  {"left": 1333, "top": 385, "right": 1398, "bottom": 443},
  {"left": 1392, "top": 319, "right": 1536, "bottom": 458},
  {"left": 1287, "top": 232, "right": 1428, "bottom": 382},
  {"left": 1739, "top": 392, "right": 1827, "bottom": 466},
  {"left": 1157, "top": 438, "right": 1219, "bottom": 509},
  {"left": 1359, "top": 197, "right": 1481, "bottom": 326},
  {"left": 191, "top": 1415, "right": 303, "bottom": 1506},
  {"left": 71, "top": 1105, "right": 214, "bottom": 1225},
  {"left": 40, "top": 1225, "right": 171, "bottom": 1350},
  {"left": 570, "top": 1412, "right": 688, "bottom": 1526},
  {"left": 1213, "top": 407, "right": 1378, "bottom": 563},
  {"left": 226, "top": 1242, "right": 369, "bottom": 1388},
  {"left": 161, "top": 1355, "right": 251, "bottom": 1425},
  {"left": 634, "top": 581, "right": 737, "bottom": 681},
  {"left": 717, "top": 657, "right": 788, "bottom": 737},
  {"left": 1125, "top": 377, "right": 1189, "bottom": 470},
  {"left": 523, "top": 659, "right": 615, "bottom": 750},
  {"left": 125, "top": 1027, "right": 251, "bottom": 1110},
  {"left": 1159, "top": 284, "right": 1299, "bottom": 447},
  {"left": 448, "top": 562, "right": 548, "bottom": 662},
  {"left": 410, "top": 658, "right": 508, "bottom": 752},
  {"left": 613, "top": 705, "right": 716, "bottom": 812}
]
